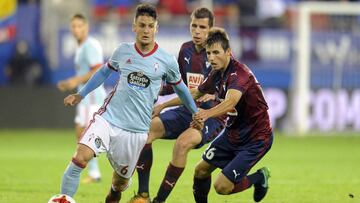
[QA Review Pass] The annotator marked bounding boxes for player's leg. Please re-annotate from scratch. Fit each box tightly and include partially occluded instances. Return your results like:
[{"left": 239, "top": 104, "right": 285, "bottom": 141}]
[
  {"left": 105, "top": 171, "right": 131, "bottom": 203},
  {"left": 108, "top": 127, "right": 148, "bottom": 202},
  {"left": 75, "top": 124, "right": 101, "bottom": 183},
  {"left": 60, "top": 144, "right": 94, "bottom": 197},
  {"left": 75, "top": 105, "right": 101, "bottom": 183},
  {"left": 192, "top": 160, "right": 217, "bottom": 203},
  {"left": 153, "top": 128, "right": 202, "bottom": 202},
  {"left": 192, "top": 131, "right": 232, "bottom": 203},
  {"left": 131, "top": 116, "right": 165, "bottom": 202},
  {"left": 171, "top": 118, "right": 224, "bottom": 167},
  {"left": 214, "top": 135, "right": 273, "bottom": 202},
  {"left": 61, "top": 114, "right": 110, "bottom": 197},
  {"left": 133, "top": 107, "right": 190, "bottom": 201}
]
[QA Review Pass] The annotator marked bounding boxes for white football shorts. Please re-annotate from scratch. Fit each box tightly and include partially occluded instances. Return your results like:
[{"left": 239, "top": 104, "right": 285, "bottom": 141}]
[
  {"left": 79, "top": 114, "right": 148, "bottom": 178},
  {"left": 74, "top": 104, "right": 100, "bottom": 127}
]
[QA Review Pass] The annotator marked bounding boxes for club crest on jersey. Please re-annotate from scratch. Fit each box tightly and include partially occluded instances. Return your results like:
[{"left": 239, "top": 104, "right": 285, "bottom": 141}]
[
  {"left": 127, "top": 71, "right": 150, "bottom": 90},
  {"left": 94, "top": 137, "right": 102, "bottom": 149},
  {"left": 154, "top": 62, "right": 159, "bottom": 72}
]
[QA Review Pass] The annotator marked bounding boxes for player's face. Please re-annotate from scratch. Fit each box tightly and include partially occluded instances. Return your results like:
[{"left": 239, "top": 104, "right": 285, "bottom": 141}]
[
  {"left": 70, "top": 18, "right": 88, "bottom": 42},
  {"left": 132, "top": 15, "right": 158, "bottom": 46},
  {"left": 190, "top": 18, "right": 210, "bottom": 47},
  {"left": 206, "top": 42, "right": 231, "bottom": 71}
]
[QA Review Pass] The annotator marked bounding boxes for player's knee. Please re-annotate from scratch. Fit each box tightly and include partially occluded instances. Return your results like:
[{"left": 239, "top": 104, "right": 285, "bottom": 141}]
[
  {"left": 113, "top": 178, "right": 131, "bottom": 192},
  {"left": 214, "top": 182, "right": 232, "bottom": 195},
  {"left": 175, "top": 139, "right": 193, "bottom": 153},
  {"left": 149, "top": 117, "right": 165, "bottom": 140},
  {"left": 194, "top": 165, "right": 209, "bottom": 178},
  {"left": 71, "top": 157, "right": 87, "bottom": 168},
  {"left": 72, "top": 154, "right": 91, "bottom": 167}
]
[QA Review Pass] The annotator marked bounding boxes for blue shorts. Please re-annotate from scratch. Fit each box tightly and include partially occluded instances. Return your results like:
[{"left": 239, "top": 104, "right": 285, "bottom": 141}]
[
  {"left": 202, "top": 130, "right": 273, "bottom": 183},
  {"left": 159, "top": 106, "right": 224, "bottom": 149}
]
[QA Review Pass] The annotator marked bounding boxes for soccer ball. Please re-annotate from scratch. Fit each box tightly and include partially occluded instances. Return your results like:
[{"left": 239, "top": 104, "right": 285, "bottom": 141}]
[{"left": 48, "top": 194, "right": 76, "bottom": 203}]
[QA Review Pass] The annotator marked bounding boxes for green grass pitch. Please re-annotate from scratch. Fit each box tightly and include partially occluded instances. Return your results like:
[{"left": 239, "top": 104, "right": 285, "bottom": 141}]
[{"left": 0, "top": 129, "right": 359, "bottom": 203}]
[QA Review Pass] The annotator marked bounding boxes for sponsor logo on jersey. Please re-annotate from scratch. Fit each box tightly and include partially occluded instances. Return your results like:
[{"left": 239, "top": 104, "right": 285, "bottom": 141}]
[
  {"left": 206, "top": 61, "right": 211, "bottom": 69},
  {"left": 127, "top": 71, "right": 150, "bottom": 89},
  {"left": 186, "top": 73, "right": 204, "bottom": 89},
  {"left": 184, "top": 57, "right": 190, "bottom": 64}
]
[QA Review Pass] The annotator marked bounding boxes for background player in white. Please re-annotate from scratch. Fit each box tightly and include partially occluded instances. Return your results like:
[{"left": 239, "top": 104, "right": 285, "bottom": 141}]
[
  {"left": 58, "top": 4, "right": 199, "bottom": 203},
  {"left": 57, "top": 13, "right": 106, "bottom": 183}
]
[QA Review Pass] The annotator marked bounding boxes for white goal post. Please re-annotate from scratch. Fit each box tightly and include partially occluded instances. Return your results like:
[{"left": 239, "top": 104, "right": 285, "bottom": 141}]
[{"left": 293, "top": 2, "right": 360, "bottom": 134}]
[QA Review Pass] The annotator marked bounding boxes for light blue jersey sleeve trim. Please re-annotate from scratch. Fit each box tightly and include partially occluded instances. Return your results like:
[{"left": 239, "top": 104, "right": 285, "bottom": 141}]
[
  {"left": 78, "top": 64, "right": 112, "bottom": 98},
  {"left": 173, "top": 80, "right": 198, "bottom": 114}
]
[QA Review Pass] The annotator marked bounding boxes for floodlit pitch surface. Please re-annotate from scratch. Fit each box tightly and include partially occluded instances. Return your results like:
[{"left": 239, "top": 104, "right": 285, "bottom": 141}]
[{"left": 0, "top": 129, "right": 359, "bottom": 203}]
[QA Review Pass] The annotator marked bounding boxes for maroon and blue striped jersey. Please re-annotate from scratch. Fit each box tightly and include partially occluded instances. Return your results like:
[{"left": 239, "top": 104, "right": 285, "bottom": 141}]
[
  {"left": 198, "top": 58, "right": 272, "bottom": 145},
  {"left": 160, "top": 41, "right": 212, "bottom": 95}
]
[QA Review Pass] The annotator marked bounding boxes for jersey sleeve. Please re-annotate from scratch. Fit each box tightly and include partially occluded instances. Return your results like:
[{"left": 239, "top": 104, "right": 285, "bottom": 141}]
[
  {"left": 85, "top": 41, "right": 103, "bottom": 68},
  {"left": 107, "top": 43, "right": 124, "bottom": 71},
  {"left": 177, "top": 46, "right": 187, "bottom": 85},
  {"left": 198, "top": 70, "right": 217, "bottom": 94},
  {"left": 165, "top": 55, "right": 182, "bottom": 85},
  {"left": 228, "top": 67, "right": 251, "bottom": 93},
  {"left": 159, "top": 48, "right": 185, "bottom": 95}
]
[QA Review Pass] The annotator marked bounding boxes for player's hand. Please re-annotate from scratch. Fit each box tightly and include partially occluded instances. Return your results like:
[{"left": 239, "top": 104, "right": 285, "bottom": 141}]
[
  {"left": 193, "top": 109, "right": 210, "bottom": 123},
  {"left": 152, "top": 104, "right": 164, "bottom": 118},
  {"left": 57, "top": 79, "right": 78, "bottom": 92},
  {"left": 196, "top": 94, "right": 215, "bottom": 103},
  {"left": 64, "top": 93, "right": 82, "bottom": 106},
  {"left": 190, "top": 118, "right": 204, "bottom": 131}
]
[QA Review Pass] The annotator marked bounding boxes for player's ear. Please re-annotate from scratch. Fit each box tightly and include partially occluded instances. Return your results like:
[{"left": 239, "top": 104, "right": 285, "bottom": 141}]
[
  {"left": 132, "top": 21, "right": 136, "bottom": 32},
  {"left": 226, "top": 48, "right": 231, "bottom": 56}
]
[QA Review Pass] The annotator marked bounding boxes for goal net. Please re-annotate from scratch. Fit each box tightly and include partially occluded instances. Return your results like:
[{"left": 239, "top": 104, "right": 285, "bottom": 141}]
[{"left": 290, "top": 1, "right": 360, "bottom": 134}]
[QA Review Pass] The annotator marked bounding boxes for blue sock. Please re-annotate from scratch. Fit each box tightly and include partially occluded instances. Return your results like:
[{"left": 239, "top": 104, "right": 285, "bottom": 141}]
[
  {"left": 88, "top": 158, "right": 101, "bottom": 179},
  {"left": 61, "top": 161, "right": 84, "bottom": 197}
]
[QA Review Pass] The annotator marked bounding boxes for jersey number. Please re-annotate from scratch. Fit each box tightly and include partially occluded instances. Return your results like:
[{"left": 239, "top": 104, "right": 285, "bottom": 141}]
[
  {"left": 120, "top": 165, "right": 128, "bottom": 175},
  {"left": 204, "top": 147, "right": 216, "bottom": 160}
]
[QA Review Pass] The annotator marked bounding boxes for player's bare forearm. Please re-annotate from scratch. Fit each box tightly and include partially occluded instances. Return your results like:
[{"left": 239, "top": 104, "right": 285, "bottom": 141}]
[{"left": 194, "top": 89, "right": 241, "bottom": 121}]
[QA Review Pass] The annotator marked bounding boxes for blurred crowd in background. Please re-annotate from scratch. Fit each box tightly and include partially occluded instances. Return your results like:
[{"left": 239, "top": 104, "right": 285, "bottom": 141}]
[
  {"left": 1, "top": 0, "right": 360, "bottom": 131},
  {"left": 0, "top": 0, "right": 359, "bottom": 87}
]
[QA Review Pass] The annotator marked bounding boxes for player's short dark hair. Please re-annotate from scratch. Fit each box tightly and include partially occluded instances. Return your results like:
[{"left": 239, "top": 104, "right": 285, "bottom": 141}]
[
  {"left": 191, "top": 7, "right": 214, "bottom": 27},
  {"left": 135, "top": 4, "right": 157, "bottom": 21},
  {"left": 71, "top": 13, "right": 87, "bottom": 23},
  {"left": 206, "top": 27, "right": 230, "bottom": 51}
]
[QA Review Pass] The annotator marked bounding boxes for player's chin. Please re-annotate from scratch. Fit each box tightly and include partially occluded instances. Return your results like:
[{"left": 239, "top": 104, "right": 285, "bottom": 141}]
[{"left": 140, "top": 37, "right": 151, "bottom": 43}]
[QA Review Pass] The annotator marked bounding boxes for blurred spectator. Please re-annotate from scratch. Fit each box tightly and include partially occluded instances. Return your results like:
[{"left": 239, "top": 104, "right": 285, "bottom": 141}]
[
  {"left": 91, "top": 0, "right": 134, "bottom": 22},
  {"left": 5, "top": 40, "right": 42, "bottom": 86},
  {"left": 213, "top": 0, "right": 239, "bottom": 26},
  {"left": 237, "top": 0, "right": 260, "bottom": 28},
  {"left": 257, "top": 0, "right": 287, "bottom": 28}
]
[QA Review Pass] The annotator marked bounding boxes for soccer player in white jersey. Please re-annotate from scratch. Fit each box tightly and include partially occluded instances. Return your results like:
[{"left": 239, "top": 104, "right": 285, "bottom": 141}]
[
  {"left": 58, "top": 4, "right": 199, "bottom": 203},
  {"left": 57, "top": 13, "right": 106, "bottom": 183}
]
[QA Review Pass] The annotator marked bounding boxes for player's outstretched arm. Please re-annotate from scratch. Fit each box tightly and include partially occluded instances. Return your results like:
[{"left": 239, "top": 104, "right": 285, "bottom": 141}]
[
  {"left": 172, "top": 81, "right": 198, "bottom": 114},
  {"left": 153, "top": 83, "right": 204, "bottom": 117},
  {"left": 57, "top": 64, "right": 103, "bottom": 92},
  {"left": 78, "top": 64, "right": 112, "bottom": 98}
]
